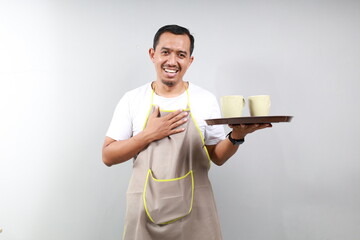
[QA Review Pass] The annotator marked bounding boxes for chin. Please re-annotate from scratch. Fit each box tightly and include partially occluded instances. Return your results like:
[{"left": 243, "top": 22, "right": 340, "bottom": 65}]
[{"left": 161, "top": 79, "right": 176, "bottom": 87}]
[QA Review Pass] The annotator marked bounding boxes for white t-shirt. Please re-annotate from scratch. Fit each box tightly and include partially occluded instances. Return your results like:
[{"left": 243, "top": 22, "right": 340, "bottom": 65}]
[{"left": 106, "top": 82, "right": 225, "bottom": 145}]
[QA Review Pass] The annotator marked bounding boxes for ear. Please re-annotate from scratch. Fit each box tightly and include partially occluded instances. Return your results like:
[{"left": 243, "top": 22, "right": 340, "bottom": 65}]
[
  {"left": 187, "top": 56, "right": 194, "bottom": 68},
  {"left": 149, "top": 48, "right": 155, "bottom": 62}
]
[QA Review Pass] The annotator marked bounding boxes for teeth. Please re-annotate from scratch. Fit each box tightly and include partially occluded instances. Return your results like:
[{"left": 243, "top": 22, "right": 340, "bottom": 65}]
[{"left": 164, "top": 69, "right": 178, "bottom": 73}]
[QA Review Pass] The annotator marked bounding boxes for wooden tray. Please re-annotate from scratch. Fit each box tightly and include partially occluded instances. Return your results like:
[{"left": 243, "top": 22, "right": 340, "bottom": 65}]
[{"left": 205, "top": 116, "right": 293, "bottom": 125}]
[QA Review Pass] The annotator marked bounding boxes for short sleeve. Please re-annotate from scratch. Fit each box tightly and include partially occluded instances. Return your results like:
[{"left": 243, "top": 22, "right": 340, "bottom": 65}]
[
  {"left": 106, "top": 93, "right": 133, "bottom": 141},
  {"left": 204, "top": 95, "right": 225, "bottom": 145}
]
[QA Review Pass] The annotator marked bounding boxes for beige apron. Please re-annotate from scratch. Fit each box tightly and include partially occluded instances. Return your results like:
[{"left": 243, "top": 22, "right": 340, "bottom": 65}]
[{"left": 122, "top": 88, "right": 223, "bottom": 240}]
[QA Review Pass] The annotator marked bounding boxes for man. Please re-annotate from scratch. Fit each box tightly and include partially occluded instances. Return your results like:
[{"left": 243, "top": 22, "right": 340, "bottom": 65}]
[{"left": 103, "top": 25, "right": 271, "bottom": 240}]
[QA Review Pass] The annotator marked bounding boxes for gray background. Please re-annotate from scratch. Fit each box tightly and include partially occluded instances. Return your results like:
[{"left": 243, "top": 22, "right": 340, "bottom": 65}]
[{"left": 1, "top": 0, "right": 359, "bottom": 239}]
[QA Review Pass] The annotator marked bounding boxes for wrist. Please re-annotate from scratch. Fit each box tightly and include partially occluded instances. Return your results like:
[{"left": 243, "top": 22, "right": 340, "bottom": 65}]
[
  {"left": 136, "top": 130, "right": 155, "bottom": 146},
  {"left": 227, "top": 131, "right": 245, "bottom": 145},
  {"left": 230, "top": 131, "right": 245, "bottom": 140}
]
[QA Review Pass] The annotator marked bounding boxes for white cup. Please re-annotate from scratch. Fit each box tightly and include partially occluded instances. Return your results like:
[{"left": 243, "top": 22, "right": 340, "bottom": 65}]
[
  {"left": 220, "top": 95, "right": 245, "bottom": 118},
  {"left": 248, "top": 95, "right": 271, "bottom": 116}
]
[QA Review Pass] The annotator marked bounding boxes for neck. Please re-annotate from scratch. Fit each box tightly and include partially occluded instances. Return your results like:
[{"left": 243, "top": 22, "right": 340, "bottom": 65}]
[{"left": 152, "top": 80, "right": 188, "bottom": 98}]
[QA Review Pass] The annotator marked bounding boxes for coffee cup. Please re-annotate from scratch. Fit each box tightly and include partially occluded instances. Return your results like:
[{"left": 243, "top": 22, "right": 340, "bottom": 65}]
[
  {"left": 220, "top": 95, "right": 245, "bottom": 118},
  {"left": 248, "top": 95, "right": 271, "bottom": 116}
]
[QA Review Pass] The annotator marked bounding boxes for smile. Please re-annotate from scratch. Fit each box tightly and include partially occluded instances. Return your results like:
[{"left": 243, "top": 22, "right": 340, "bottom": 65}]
[{"left": 163, "top": 66, "right": 179, "bottom": 74}]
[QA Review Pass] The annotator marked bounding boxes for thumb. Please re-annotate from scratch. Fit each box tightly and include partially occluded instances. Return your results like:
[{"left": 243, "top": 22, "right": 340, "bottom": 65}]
[{"left": 151, "top": 105, "right": 160, "bottom": 118}]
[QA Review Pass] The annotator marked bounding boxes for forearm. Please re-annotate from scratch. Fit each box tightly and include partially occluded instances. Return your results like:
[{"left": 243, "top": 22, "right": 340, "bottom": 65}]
[
  {"left": 102, "top": 108, "right": 192, "bottom": 166},
  {"left": 207, "top": 138, "right": 240, "bottom": 166},
  {"left": 102, "top": 131, "right": 154, "bottom": 166}
]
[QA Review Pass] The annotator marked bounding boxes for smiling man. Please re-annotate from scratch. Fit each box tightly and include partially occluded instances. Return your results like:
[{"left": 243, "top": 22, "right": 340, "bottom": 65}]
[
  {"left": 150, "top": 31, "right": 193, "bottom": 89},
  {"left": 102, "top": 25, "right": 271, "bottom": 240}
]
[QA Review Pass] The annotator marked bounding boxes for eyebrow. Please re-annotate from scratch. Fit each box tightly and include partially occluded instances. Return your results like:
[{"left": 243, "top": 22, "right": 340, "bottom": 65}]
[{"left": 160, "top": 47, "right": 188, "bottom": 55}]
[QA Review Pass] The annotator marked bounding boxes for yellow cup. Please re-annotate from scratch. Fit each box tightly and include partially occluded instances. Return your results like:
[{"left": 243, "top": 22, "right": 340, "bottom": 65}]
[
  {"left": 248, "top": 95, "right": 271, "bottom": 116},
  {"left": 220, "top": 95, "right": 245, "bottom": 118}
]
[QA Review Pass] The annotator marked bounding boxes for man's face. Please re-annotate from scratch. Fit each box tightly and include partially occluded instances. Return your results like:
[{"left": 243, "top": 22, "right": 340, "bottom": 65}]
[{"left": 149, "top": 32, "right": 194, "bottom": 87}]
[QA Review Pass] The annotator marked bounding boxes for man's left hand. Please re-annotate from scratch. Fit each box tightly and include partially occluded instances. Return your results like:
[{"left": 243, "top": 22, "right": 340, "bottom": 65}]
[{"left": 228, "top": 123, "right": 272, "bottom": 139}]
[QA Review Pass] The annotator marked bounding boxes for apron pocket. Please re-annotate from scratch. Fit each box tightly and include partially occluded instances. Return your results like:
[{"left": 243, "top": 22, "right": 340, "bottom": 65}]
[{"left": 143, "top": 169, "right": 194, "bottom": 225}]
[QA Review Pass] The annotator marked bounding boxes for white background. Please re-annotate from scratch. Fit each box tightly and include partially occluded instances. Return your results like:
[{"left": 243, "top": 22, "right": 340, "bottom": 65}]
[{"left": 1, "top": 0, "right": 359, "bottom": 239}]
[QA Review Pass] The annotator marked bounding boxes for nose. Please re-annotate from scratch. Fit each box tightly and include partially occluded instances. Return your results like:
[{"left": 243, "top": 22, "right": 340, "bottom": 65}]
[{"left": 166, "top": 52, "right": 177, "bottom": 66}]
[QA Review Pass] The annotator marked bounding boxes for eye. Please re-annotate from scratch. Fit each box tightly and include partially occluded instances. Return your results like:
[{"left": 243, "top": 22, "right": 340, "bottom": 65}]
[
  {"left": 178, "top": 53, "right": 186, "bottom": 58},
  {"left": 161, "top": 50, "right": 169, "bottom": 55}
]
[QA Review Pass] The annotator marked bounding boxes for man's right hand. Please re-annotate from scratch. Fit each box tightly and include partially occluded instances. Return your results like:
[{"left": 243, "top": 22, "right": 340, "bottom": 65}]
[
  {"left": 102, "top": 106, "right": 188, "bottom": 166},
  {"left": 143, "top": 106, "right": 188, "bottom": 141}
]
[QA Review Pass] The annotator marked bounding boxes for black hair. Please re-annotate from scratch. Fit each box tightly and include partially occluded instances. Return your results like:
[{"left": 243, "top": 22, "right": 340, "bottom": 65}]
[{"left": 153, "top": 25, "right": 195, "bottom": 56}]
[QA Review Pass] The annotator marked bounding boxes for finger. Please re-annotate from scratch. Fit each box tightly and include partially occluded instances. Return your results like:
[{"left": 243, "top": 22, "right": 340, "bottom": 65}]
[
  {"left": 258, "top": 123, "right": 272, "bottom": 129},
  {"left": 170, "top": 115, "right": 188, "bottom": 129},
  {"left": 248, "top": 123, "right": 260, "bottom": 130},
  {"left": 230, "top": 123, "right": 259, "bottom": 134},
  {"left": 150, "top": 105, "right": 160, "bottom": 118},
  {"left": 247, "top": 123, "right": 272, "bottom": 132},
  {"left": 229, "top": 124, "right": 248, "bottom": 130},
  {"left": 170, "top": 126, "right": 186, "bottom": 135},
  {"left": 165, "top": 109, "right": 186, "bottom": 120},
  {"left": 168, "top": 111, "right": 189, "bottom": 124}
]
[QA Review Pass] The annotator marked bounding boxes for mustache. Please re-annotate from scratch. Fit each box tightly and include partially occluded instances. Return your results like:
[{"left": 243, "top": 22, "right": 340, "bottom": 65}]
[{"left": 162, "top": 64, "right": 180, "bottom": 70}]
